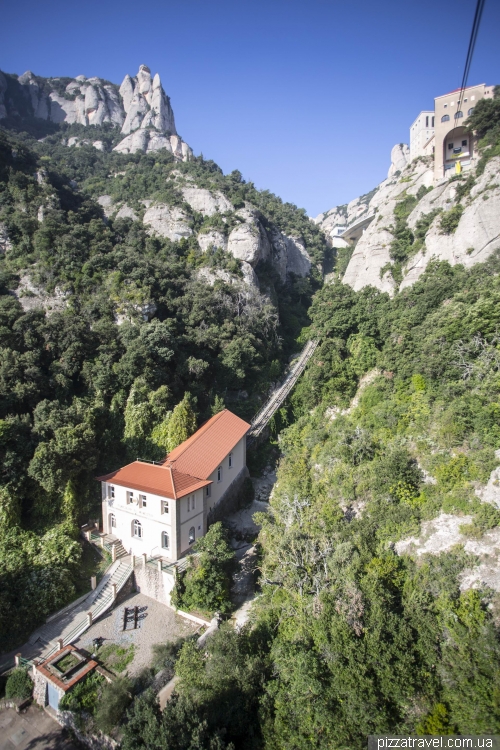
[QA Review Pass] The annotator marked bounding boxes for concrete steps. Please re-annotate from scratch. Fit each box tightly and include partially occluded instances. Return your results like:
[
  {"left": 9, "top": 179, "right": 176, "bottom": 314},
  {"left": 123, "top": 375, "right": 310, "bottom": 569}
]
[{"left": 38, "top": 558, "right": 133, "bottom": 659}]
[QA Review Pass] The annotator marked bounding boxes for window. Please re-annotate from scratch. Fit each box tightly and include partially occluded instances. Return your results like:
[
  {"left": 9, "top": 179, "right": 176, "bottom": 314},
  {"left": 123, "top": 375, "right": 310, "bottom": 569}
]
[
  {"left": 110, "top": 513, "right": 116, "bottom": 528},
  {"left": 455, "top": 111, "right": 463, "bottom": 119},
  {"left": 161, "top": 531, "right": 169, "bottom": 550},
  {"left": 192, "top": 494, "right": 195, "bottom": 510},
  {"left": 140, "top": 494, "right": 147, "bottom": 508},
  {"left": 228, "top": 452, "right": 233, "bottom": 469},
  {"left": 462, "top": 140, "right": 467, "bottom": 147},
  {"left": 432, "top": 116, "right": 435, "bottom": 127},
  {"left": 464, "top": 98, "right": 468, "bottom": 103},
  {"left": 162, "top": 500, "right": 169, "bottom": 514},
  {"left": 206, "top": 485, "right": 211, "bottom": 498},
  {"left": 189, "top": 526, "right": 195, "bottom": 545},
  {"left": 217, "top": 466, "right": 222, "bottom": 482},
  {"left": 425, "top": 116, "right": 429, "bottom": 127},
  {"left": 441, "top": 114, "right": 450, "bottom": 122},
  {"left": 444, "top": 104, "right": 448, "bottom": 108},
  {"left": 468, "top": 107, "right": 474, "bottom": 116},
  {"left": 133, "top": 519, "right": 142, "bottom": 538},
  {"left": 108, "top": 485, "right": 115, "bottom": 499},
  {"left": 127, "top": 491, "right": 133, "bottom": 504},
  {"left": 448, "top": 143, "right": 454, "bottom": 150}
]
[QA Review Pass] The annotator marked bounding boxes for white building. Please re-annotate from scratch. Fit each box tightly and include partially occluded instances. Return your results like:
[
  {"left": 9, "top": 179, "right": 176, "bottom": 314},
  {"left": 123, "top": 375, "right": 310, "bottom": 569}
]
[
  {"left": 97, "top": 409, "right": 250, "bottom": 563},
  {"left": 410, "top": 110, "right": 435, "bottom": 160}
]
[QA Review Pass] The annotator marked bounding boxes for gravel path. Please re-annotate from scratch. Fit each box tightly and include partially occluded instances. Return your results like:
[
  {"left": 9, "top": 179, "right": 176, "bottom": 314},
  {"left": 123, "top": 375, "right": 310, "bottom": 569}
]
[{"left": 74, "top": 592, "right": 200, "bottom": 676}]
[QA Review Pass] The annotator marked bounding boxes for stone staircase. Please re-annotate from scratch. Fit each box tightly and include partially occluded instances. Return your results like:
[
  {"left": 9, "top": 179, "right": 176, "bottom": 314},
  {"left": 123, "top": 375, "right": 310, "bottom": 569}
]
[{"left": 30, "top": 557, "right": 133, "bottom": 660}]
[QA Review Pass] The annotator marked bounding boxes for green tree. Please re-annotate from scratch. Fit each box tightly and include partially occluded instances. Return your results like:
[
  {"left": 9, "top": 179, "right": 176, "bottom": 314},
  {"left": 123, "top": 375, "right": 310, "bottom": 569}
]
[
  {"left": 166, "top": 393, "right": 197, "bottom": 452},
  {"left": 172, "top": 523, "right": 235, "bottom": 614}
]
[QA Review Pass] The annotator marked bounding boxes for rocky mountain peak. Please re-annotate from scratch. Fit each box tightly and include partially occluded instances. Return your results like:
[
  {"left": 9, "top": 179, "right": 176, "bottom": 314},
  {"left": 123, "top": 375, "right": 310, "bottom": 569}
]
[{"left": 0, "top": 63, "right": 191, "bottom": 161}]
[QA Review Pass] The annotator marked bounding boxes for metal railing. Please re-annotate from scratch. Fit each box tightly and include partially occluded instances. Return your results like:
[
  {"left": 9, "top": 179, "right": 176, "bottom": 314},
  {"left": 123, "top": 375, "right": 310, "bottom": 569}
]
[{"left": 42, "top": 561, "right": 133, "bottom": 660}]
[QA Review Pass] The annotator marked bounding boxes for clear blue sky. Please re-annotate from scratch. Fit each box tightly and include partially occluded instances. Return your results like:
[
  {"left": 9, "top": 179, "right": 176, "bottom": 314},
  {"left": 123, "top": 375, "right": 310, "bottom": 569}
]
[{"left": 2, "top": 0, "right": 499, "bottom": 216}]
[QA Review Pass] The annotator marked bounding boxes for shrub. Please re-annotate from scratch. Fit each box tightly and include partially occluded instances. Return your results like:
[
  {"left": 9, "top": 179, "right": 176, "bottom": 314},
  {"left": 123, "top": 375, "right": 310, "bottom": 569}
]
[
  {"left": 95, "top": 676, "right": 132, "bottom": 734},
  {"left": 5, "top": 669, "right": 32, "bottom": 700},
  {"left": 440, "top": 204, "right": 464, "bottom": 234},
  {"left": 172, "top": 522, "right": 236, "bottom": 614}
]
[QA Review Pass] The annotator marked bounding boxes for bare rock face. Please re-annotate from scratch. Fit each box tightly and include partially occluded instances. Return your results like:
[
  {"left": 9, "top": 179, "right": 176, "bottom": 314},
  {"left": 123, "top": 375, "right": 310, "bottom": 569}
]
[
  {"left": 197, "top": 230, "right": 228, "bottom": 253},
  {"left": 271, "top": 229, "right": 311, "bottom": 281},
  {"left": 115, "top": 204, "right": 139, "bottom": 221},
  {"left": 196, "top": 261, "right": 258, "bottom": 288},
  {"left": 401, "top": 157, "right": 500, "bottom": 289},
  {"left": 181, "top": 187, "right": 233, "bottom": 216},
  {"left": 227, "top": 209, "right": 270, "bottom": 267},
  {"left": 143, "top": 204, "right": 192, "bottom": 241},
  {"left": 388, "top": 143, "right": 410, "bottom": 179},
  {"left": 0, "top": 64, "right": 191, "bottom": 162}
]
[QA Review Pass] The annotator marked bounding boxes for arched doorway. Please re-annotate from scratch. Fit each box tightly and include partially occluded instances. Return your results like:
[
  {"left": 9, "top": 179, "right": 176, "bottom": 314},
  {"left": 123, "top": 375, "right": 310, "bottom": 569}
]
[{"left": 442, "top": 126, "right": 472, "bottom": 176}]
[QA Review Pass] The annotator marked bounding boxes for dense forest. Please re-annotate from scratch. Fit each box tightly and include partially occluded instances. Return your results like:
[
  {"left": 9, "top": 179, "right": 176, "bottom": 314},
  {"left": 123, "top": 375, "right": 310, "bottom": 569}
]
[
  {"left": 0, "top": 123, "right": 325, "bottom": 650},
  {"left": 1, "top": 96, "right": 500, "bottom": 747}
]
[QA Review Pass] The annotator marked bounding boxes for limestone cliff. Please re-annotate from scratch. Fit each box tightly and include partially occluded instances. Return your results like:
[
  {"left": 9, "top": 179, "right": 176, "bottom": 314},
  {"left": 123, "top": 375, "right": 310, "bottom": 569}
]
[
  {"left": 315, "top": 144, "right": 500, "bottom": 295},
  {"left": 0, "top": 65, "right": 192, "bottom": 160}
]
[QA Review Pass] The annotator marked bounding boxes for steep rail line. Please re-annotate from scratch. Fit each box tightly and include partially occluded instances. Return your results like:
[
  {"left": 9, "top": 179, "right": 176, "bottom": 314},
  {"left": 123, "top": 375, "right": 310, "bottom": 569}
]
[{"left": 247, "top": 339, "right": 319, "bottom": 445}]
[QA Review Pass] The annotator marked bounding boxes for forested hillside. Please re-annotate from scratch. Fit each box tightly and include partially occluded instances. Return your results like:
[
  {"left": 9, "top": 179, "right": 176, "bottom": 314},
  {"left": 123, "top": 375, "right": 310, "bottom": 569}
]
[
  {"left": 1, "top": 90, "right": 500, "bottom": 749},
  {"left": 123, "top": 253, "right": 500, "bottom": 749},
  {"left": 0, "top": 124, "right": 326, "bottom": 650}
]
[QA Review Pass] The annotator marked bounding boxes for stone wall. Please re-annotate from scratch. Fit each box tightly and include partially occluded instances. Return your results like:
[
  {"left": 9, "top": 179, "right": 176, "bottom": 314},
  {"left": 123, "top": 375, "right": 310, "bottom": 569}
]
[
  {"left": 32, "top": 667, "right": 47, "bottom": 706},
  {"left": 133, "top": 564, "right": 175, "bottom": 607}
]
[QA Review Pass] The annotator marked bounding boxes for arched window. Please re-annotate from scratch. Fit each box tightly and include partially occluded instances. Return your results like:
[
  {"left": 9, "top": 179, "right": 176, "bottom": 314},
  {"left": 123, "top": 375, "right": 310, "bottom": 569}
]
[
  {"left": 189, "top": 526, "right": 195, "bottom": 545},
  {"left": 455, "top": 111, "right": 463, "bottom": 119},
  {"left": 133, "top": 519, "right": 142, "bottom": 538},
  {"left": 110, "top": 513, "right": 116, "bottom": 528},
  {"left": 441, "top": 114, "right": 450, "bottom": 122},
  {"left": 161, "top": 531, "right": 169, "bottom": 550},
  {"left": 468, "top": 107, "right": 475, "bottom": 116}
]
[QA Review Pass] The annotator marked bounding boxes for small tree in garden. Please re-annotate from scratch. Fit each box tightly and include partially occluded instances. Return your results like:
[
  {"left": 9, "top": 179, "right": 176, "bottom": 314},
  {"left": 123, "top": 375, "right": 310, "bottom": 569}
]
[{"left": 172, "top": 522, "right": 235, "bottom": 614}]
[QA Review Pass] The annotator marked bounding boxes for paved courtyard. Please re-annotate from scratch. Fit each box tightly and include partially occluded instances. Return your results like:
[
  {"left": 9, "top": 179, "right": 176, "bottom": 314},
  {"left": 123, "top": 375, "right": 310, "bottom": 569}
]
[
  {"left": 0, "top": 706, "right": 77, "bottom": 750},
  {"left": 74, "top": 591, "right": 200, "bottom": 676}
]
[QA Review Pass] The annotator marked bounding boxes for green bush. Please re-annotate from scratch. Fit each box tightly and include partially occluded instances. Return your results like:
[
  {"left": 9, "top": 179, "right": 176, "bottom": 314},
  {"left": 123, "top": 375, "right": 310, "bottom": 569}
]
[
  {"left": 440, "top": 204, "right": 464, "bottom": 234},
  {"left": 172, "top": 522, "right": 236, "bottom": 614},
  {"left": 5, "top": 669, "right": 32, "bottom": 700},
  {"left": 95, "top": 676, "right": 132, "bottom": 734}
]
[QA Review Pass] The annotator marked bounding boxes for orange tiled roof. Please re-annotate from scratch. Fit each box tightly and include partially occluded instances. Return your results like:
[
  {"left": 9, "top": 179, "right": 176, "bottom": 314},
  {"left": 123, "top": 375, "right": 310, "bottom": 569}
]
[
  {"left": 96, "top": 461, "right": 210, "bottom": 500},
  {"left": 166, "top": 409, "right": 250, "bottom": 479}
]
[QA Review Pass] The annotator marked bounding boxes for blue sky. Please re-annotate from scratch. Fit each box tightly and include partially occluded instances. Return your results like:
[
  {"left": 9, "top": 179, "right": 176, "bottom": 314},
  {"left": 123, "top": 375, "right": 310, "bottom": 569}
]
[{"left": 2, "top": 0, "right": 500, "bottom": 216}]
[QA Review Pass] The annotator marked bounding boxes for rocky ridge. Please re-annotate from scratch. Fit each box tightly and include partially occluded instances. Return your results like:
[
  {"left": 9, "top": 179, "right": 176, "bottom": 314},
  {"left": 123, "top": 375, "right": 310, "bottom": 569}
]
[
  {"left": 0, "top": 64, "right": 192, "bottom": 160},
  {"left": 315, "top": 144, "right": 500, "bottom": 294}
]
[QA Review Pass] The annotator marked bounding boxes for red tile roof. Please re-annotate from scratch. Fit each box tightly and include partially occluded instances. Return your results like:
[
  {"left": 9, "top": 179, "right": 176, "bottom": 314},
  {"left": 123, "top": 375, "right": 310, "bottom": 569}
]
[
  {"left": 97, "top": 409, "right": 250, "bottom": 498},
  {"left": 96, "top": 462, "right": 210, "bottom": 500},
  {"left": 167, "top": 409, "right": 250, "bottom": 479}
]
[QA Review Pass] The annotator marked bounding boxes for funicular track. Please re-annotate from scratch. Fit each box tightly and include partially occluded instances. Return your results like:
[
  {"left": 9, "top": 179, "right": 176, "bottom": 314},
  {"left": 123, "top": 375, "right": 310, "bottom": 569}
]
[{"left": 247, "top": 339, "right": 319, "bottom": 445}]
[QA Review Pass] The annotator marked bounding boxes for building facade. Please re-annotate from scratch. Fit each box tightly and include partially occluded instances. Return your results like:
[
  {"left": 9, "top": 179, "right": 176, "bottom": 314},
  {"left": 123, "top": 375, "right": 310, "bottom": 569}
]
[
  {"left": 410, "top": 110, "right": 435, "bottom": 161},
  {"left": 409, "top": 84, "right": 494, "bottom": 182},
  {"left": 97, "top": 409, "right": 250, "bottom": 563}
]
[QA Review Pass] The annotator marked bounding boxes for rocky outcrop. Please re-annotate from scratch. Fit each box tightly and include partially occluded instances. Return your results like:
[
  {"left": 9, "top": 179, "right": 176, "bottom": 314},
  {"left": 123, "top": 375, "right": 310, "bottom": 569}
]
[
  {"left": 197, "top": 230, "right": 228, "bottom": 253},
  {"left": 0, "top": 64, "right": 192, "bottom": 162},
  {"left": 143, "top": 204, "right": 192, "bottom": 241},
  {"left": 270, "top": 229, "right": 311, "bottom": 281},
  {"left": 401, "top": 157, "right": 500, "bottom": 289},
  {"left": 181, "top": 187, "right": 233, "bottom": 216},
  {"left": 227, "top": 208, "right": 270, "bottom": 266},
  {"left": 339, "top": 157, "right": 433, "bottom": 293},
  {"left": 317, "top": 140, "right": 500, "bottom": 294},
  {"left": 387, "top": 143, "right": 410, "bottom": 179}
]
